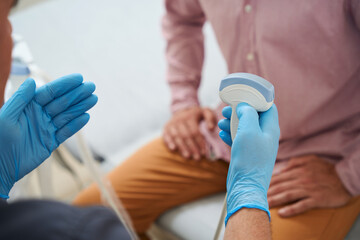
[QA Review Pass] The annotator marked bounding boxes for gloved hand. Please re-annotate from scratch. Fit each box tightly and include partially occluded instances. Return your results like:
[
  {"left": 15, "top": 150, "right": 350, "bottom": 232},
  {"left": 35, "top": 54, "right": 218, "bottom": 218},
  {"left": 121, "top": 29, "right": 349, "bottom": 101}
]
[
  {"left": 0, "top": 74, "right": 98, "bottom": 199},
  {"left": 218, "top": 103, "right": 280, "bottom": 225}
]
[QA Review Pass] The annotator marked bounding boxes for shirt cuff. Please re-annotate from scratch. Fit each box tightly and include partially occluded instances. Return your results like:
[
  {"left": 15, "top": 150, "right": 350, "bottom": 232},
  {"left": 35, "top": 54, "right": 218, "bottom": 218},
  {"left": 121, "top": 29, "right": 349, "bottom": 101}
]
[
  {"left": 335, "top": 159, "right": 360, "bottom": 196},
  {"left": 169, "top": 82, "right": 200, "bottom": 113}
]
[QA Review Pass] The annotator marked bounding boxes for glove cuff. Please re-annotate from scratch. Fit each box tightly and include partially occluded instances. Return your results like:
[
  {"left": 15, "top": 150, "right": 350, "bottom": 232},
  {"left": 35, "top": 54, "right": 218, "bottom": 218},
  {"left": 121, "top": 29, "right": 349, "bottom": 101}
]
[
  {"left": 226, "top": 181, "right": 270, "bottom": 225},
  {"left": 0, "top": 175, "right": 12, "bottom": 199},
  {"left": 0, "top": 193, "right": 9, "bottom": 199},
  {"left": 225, "top": 203, "right": 270, "bottom": 226}
]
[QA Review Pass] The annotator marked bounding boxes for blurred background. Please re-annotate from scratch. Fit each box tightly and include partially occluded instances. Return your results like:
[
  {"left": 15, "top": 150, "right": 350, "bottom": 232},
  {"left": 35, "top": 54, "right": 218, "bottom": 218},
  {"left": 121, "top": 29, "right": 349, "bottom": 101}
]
[
  {"left": 10, "top": 0, "right": 227, "bottom": 169},
  {"left": 8, "top": 2, "right": 228, "bottom": 238},
  {"left": 7, "top": 1, "right": 360, "bottom": 239}
]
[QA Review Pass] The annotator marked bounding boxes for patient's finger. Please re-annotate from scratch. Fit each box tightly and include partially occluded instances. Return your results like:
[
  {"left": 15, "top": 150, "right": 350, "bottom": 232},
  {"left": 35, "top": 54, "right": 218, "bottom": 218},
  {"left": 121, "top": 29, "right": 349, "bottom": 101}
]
[
  {"left": 268, "top": 189, "right": 308, "bottom": 208},
  {"left": 270, "top": 168, "right": 300, "bottom": 187},
  {"left": 177, "top": 123, "right": 193, "bottom": 158},
  {"left": 195, "top": 135, "right": 206, "bottom": 156},
  {"left": 203, "top": 108, "right": 216, "bottom": 130},
  {"left": 268, "top": 179, "right": 298, "bottom": 197},
  {"left": 186, "top": 119, "right": 204, "bottom": 158},
  {"left": 185, "top": 137, "right": 201, "bottom": 160},
  {"left": 163, "top": 133, "right": 176, "bottom": 150},
  {"left": 52, "top": 95, "right": 98, "bottom": 129},
  {"left": 35, "top": 74, "right": 83, "bottom": 106},
  {"left": 45, "top": 82, "right": 96, "bottom": 118},
  {"left": 56, "top": 113, "right": 90, "bottom": 145},
  {"left": 175, "top": 137, "right": 190, "bottom": 159},
  {"left": 278, "top": 198, "right": 316, "bottom": 217}
]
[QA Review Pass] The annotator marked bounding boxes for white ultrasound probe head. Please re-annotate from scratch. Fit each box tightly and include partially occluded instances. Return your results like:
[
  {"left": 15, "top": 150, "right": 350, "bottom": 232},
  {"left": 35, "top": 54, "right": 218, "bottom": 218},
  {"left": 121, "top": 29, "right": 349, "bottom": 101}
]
[{"left": 219, "top": 73, "right": 275, "bottom": 140}]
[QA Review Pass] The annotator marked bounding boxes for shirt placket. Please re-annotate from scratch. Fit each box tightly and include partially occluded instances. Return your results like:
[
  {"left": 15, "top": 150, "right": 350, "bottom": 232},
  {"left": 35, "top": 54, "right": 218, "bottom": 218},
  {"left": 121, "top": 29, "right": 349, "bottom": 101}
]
[{"left": 242, "top": 0, "right": 258, "bottom": 74}]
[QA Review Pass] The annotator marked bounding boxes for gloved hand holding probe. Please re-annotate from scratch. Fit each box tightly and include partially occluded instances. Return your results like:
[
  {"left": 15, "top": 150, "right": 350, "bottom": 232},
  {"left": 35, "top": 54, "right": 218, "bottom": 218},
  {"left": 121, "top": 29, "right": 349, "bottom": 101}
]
[
  {"left": 218, "top": 103, "right": 280, "bottom": 225},
  {"left": 0, "top": 74, "right": 97, "bottom": 199}
]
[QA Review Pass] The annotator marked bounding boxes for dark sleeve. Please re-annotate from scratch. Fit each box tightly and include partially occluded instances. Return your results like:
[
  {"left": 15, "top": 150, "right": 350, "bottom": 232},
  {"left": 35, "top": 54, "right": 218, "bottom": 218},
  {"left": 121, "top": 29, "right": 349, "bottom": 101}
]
[
  {"left": 351, "top": 0, "right": 360, "bottom": 28},
  {"left": 0, "top": 199, "right": 131, "bottom": 240}
]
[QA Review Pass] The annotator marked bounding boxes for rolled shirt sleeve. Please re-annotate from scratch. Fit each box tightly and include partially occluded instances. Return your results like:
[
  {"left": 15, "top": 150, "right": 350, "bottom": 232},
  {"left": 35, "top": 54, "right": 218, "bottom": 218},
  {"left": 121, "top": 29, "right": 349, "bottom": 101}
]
[
  {"left": 162, "top": 0, "right": 206, "bottom": 113},
  {"left": 351, "top": 0, "right": 360, "bottom": 29},
  {"left": 335, "top": 133, "right": 360, "bottom": 196}
]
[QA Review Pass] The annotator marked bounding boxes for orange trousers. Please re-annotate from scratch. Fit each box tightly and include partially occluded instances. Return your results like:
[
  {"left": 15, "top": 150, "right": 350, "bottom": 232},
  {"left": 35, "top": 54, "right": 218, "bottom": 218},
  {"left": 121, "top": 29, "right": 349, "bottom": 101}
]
[{"left": 74, "top": 138, "right": 360, "bottom": 239}]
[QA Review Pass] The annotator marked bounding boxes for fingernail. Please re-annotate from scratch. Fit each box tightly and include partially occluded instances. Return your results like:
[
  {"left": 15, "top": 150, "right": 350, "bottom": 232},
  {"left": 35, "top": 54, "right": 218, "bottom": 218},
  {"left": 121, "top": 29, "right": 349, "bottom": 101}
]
[
  {"left": 194, "top": 154, "right": 200, "bottom": 160},
  {"left": 278, "top": 208, "right": 286, "bottom": 215},
  {"left": 169, "top": 143, "right": 175, "bottom": 150},
  {"left": 183, "top": 151, "right": 189, "bottom": 158}
]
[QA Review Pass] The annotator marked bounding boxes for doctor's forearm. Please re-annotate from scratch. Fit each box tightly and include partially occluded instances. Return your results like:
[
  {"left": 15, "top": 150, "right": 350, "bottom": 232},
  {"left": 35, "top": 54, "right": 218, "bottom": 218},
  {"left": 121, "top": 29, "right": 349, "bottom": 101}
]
[{"left": 224, "top": 208, "right": 271, "bottom": 240}]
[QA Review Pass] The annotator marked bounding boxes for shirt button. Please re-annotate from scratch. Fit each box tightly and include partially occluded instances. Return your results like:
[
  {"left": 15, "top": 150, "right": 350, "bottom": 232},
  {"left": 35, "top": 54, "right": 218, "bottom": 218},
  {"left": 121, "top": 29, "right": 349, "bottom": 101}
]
[
  {"left": 246, "top": 53, "right": 254, "bottom": 61},
  {"left": 244, "top": 4, "right": 252, "bottom": 13}
]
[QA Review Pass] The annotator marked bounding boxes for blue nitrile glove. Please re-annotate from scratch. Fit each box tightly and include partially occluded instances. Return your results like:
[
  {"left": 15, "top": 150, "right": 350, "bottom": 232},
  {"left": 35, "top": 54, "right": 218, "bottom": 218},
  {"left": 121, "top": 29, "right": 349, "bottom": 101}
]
[
  {"left": 0, "top": 74, "right": 98, "bottom": 199},
  {"left": 218, "top": 103, "right": 280, "bottom": 225}
]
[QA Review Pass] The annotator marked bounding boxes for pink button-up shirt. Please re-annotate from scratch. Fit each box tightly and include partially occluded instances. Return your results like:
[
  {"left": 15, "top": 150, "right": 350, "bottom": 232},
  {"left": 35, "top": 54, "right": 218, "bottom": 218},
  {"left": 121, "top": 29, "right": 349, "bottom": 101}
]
[{"left": 162, "top": 0, "right": 360, "bottom": 196}]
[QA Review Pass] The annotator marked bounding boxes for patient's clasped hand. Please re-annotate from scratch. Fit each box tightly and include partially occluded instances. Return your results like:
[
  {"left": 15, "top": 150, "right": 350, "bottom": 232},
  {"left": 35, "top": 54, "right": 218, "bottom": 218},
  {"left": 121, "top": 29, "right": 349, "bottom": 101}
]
[
  {"left": 218, "top": 103, "right": 280, "bottom": 224},
  {"left": 0, "top": 74, "right": 97, "bottom": 199}
]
